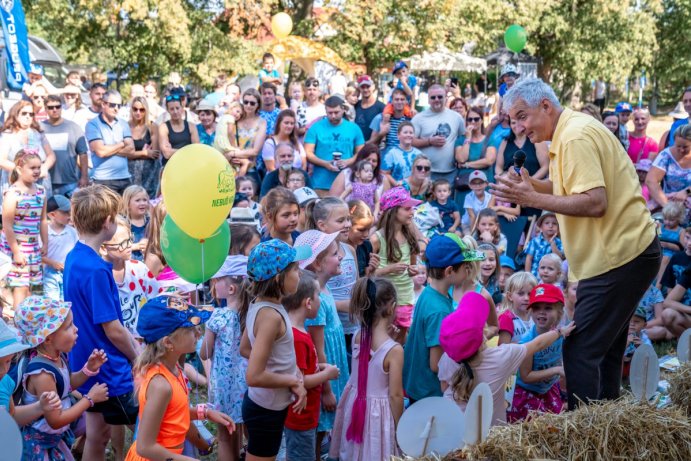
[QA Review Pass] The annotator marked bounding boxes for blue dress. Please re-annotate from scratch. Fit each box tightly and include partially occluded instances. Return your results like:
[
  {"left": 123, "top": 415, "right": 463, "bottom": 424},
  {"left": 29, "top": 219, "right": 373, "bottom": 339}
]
[
  {"left": 206, "top": 307, "right": 247, "bottom": 422},
  {"left": 305, "top": 288, "right": 350, "bottom": 431}
]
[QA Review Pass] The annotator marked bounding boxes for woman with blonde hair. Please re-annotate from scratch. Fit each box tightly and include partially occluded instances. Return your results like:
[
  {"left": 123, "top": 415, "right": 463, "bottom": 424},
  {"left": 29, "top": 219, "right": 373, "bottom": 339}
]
[{"left": 128, "top": 96, "right": 161, "bottom": 197}]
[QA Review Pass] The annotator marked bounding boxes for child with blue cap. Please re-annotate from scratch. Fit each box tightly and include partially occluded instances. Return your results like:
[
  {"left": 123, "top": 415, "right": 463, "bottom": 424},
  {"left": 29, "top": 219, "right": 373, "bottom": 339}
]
[
  {"left": 402, "top": 233, "right": 485, "bottom": 403},
  {"left": 237, "top": 239, "right": 312, "bottom": 460},
  {"left": 127, "top": 296, "right": 235, "bottom": 460}
]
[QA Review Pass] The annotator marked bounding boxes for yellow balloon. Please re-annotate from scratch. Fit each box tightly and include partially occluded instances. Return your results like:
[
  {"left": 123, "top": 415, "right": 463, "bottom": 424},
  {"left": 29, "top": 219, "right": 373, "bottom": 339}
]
[
  {"left": 271, "top": 12, "right": 293, "bottom": 40},
  {"left": 161, "top": 144, "right": 235, "bottom": 239}
]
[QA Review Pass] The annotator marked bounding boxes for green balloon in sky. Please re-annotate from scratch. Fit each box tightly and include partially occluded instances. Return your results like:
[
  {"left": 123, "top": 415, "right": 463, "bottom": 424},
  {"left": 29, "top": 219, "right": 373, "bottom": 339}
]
[{"left": 504, "top": 24, "right": 527, "bottom": 53}]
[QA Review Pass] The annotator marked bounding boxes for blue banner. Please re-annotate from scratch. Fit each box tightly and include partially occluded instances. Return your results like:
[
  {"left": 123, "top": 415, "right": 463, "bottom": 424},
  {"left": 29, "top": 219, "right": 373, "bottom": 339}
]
[{"left": 0, "top": 0, "right": 31, "bottom": 91}]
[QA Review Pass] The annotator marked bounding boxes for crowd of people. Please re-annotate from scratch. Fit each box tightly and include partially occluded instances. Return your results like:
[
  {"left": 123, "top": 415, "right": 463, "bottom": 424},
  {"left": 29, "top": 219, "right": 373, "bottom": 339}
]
[{"left": 0, "top": 56, "right": 689, "bottom": 461}]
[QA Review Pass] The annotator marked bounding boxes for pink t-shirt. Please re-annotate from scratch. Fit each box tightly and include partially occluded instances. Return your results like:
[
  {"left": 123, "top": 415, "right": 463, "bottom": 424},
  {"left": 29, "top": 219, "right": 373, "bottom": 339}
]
[
  {"left": 627, "top": 135, "right": 658, "bottom": 163},
  {"left": 437, "top": 344, "right": 527, "bottom": 426}
]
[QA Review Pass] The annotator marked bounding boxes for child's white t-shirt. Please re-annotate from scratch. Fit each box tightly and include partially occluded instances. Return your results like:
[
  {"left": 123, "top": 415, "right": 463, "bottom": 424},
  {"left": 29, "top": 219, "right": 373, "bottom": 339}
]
[
  {"left": 463, "top": 191, "right": 493, "bottom": 227},
  {"left": 46, "top": 224, "right": 78, "bottom": 264},
  {"left": 117, "top": 259, "right": 161, "bottom": 336},
  {"left": 437, "top": 344, "right": 527, "bottom": 426}
]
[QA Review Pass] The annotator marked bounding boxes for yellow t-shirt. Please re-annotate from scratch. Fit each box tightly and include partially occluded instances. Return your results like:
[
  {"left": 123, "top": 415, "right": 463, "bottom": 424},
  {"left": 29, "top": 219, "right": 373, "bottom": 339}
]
[{"left": 549, "top": 108, "right": 656, "bottom": 281}]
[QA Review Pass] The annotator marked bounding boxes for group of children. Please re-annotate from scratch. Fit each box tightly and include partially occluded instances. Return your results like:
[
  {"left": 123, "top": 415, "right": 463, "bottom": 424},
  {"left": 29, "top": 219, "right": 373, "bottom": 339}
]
[{"left": 0, "top": 135, "right": 688, "bottom": 461}]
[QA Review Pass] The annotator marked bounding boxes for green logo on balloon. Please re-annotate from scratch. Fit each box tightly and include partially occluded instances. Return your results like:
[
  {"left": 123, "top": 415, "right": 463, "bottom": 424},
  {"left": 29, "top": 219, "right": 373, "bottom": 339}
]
[{"left": 217, "top": 165, "right": 235, "bottom": 194}]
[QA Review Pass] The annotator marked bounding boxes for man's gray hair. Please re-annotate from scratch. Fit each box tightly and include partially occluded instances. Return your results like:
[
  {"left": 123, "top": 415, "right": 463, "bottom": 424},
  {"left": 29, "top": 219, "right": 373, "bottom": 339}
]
[
  {"left": 502, "top": 78, "right": 561, "bottom": 111},
  {"left": 103, "top": 89, "right": 122, "bottom": 102}
]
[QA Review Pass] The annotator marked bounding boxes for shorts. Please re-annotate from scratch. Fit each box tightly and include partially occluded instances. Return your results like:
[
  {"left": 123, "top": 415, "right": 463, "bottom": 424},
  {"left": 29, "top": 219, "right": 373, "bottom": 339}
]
[
  {"left": 394, "top": 304, "right": 414, "bottom": 328},
  {"left": 242, "top": 393, "right": 288, "bottom": 457},
  {"left": 285, "top": 427, "right": 316, "bottom": 461},
  {"left": 507, "top": 383, "right": 563, "bottom": 423},
  {"left": 88, "top": 391, "right": 139, "bottom": 425}
]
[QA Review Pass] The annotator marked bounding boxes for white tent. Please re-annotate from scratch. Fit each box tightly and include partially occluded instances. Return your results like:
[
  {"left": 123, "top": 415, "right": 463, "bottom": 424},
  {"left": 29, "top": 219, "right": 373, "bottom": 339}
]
[{"left": 406, "top": 46, "right": 487, "bottom": 73}]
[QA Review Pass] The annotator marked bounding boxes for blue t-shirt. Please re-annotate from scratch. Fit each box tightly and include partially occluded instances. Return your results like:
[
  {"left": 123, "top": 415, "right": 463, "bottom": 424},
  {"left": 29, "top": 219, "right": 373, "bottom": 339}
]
[
  {"left": 488, "top": 124, "right": 511, "bottom": 149},
  {"left": 516, "top": 325, "right": 563, "bottom": 394},
  {"left": 0, "top": 374, "right": 14, "bottom": 411},
  {"left": 430, "top": 199, "right": 460, "bottom": 231},
  {"left": 65, "top": 242, "right": 133, "bottom": 396},
  {"left": 304, "top": 118, "right": 365, "bottom": 190},
  {"left": 524, "top": 233, "right": 564, "bottom": 278},
  {"left": 382, "top": 145, "right": 421, "bottom": 182},
  {"left": 403, "top": 285, "right": 453, "bottom": 400},
  {"left": 197, "top": 123, "right": 216, "bottom": 146},
  {"left": 652, "top": 148, "right": 691, "bottom": 194},
  {"left": 668, "top": 118, "right": 688, "bottom": 147},
  {"left": 85, "top": 114, "right": 132, "bottom": 181},
  {"left": 259, "top": 69, "right": 280, "bottom": 86},
  {"left": 259, "top": 108, "right": 281, "bottom": 136}
]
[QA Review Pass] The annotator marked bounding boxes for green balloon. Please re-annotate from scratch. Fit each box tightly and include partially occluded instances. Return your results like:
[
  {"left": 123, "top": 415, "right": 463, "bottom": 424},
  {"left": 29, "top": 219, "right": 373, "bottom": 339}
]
[
  {"left": 504, "top": 24, "right": 527, "bottom": 53},
  {"left": 160, "top": 215, "right": 230, "bottom": 284}
]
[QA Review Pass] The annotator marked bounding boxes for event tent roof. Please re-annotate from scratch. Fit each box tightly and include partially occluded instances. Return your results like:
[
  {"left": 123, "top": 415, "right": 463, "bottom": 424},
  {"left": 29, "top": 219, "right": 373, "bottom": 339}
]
[{"left": 406, "top": 46, "right": 487, "bottom": 73}]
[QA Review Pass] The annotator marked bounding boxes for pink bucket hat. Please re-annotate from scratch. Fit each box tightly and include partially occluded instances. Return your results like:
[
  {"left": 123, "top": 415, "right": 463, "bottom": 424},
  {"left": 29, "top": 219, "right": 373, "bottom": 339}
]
[
  {"left": 14, "top": 296, "right": 72, "bottom": 347},
  {"left": 294, "top": 230, "right": 340, "bottom": 269},
  {"left": 439, "top": 292, "right": 489, "bottom": 362},
  {"left": 380, "top": 186, "right": 422, "bottom": 212}
]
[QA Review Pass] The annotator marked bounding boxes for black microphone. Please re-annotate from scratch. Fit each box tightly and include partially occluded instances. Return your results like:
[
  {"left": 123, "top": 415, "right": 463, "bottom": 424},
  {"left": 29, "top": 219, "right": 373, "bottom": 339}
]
[{"left": 513, "top": 150, "right": 526, "bottom": 174}]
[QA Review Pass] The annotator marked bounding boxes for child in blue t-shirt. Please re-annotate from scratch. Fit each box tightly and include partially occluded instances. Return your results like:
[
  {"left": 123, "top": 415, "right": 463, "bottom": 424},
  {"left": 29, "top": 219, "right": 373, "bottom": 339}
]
[
  {"left": 429, "top": 179, "right": 461, "bottom": 234},
  {"left": 63, "top": 185, "right": 140, "bottom": 458},
  {"left": 383, "top": 61, "right": 416, "bottom": 120},
  {"left": 524, "top": 212, "right": 564, "bottom": 278},
  {"left": 508, "top": 284, "right": 568, "bottom": 422},
  {"left": 258, "top": 52, "right": 282, "bottom": 86},
  {"left": 402, "top": 233, "right": 485, "bottom": 402}
]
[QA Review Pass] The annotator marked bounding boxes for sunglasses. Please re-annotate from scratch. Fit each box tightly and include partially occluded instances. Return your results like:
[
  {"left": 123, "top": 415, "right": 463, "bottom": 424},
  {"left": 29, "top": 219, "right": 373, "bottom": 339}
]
[
  {"left": 467, "top": 117, "right": 481, "bottom": 122},
  {"left": 415, "top": 165, "right": 431, "bottom": 172},
  {"left": 504, "top": 72, "right": 518, "bottom": 78},
  {"left": 243, "top": 100, "right": 258, "bottom": 106},
  {"left": 46, "top": 105, "right": 62, "bottom": 111},
  {"left": 19, "top": 111, "right": 34, "bottom": 117},
  {"left": 131, "top": 107, "right": 146, "bottom": 113},
  {"left": 105, "top": 102, "right": 122, "bottom": 109},
  {"left": 305, "top": 80, "right": 320, "bottom": 87},
  {"left": 103, "top": 237, "right": 133, "bottom": 251},
  {"left": 429, "top": 95, "right": 444, "bottom": 100},
  {"left": 165, "top": 94, "right": 183, "bottom": 102},
  {"left": 32, "top": 95, "right": 45, "bottom": 100}
]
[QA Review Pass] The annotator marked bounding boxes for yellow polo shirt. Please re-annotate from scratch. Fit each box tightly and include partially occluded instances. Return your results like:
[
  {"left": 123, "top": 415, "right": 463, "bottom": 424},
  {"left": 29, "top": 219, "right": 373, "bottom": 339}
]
[{"left": 549, "top": 108, "right": 656, "bottom": 281}]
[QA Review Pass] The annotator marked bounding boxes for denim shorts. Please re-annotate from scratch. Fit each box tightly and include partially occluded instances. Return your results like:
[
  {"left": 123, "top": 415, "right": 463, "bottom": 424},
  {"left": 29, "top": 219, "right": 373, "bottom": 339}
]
[
  {"left": 242, "top": 393, "right": 288, "bottom": 457},
  {"left": 285, "top": 427, "right": 316, "bottom": 461}
]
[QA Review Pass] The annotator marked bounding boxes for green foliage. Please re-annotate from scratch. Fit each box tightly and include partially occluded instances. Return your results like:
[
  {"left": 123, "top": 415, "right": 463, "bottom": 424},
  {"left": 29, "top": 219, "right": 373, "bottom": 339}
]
[{"left": 650, "top": 0, "right": 691, "bottom": 104}]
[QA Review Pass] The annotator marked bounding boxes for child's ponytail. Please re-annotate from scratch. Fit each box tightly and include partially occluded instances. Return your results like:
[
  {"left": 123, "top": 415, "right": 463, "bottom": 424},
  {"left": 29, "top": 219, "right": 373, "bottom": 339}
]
[
  {"left": 450, "top": 349, "right": 482, "bottom": 402},
  {"left": 347, "top": 277, "right": 397, "bottom": 443},
  {"left": 304, "top": 196, "right": 346, "bottom": 231}
]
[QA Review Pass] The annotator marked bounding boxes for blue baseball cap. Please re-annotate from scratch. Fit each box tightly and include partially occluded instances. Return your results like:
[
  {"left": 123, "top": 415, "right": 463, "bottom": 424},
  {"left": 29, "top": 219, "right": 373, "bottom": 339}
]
[
  {"left": 247, "top": 239, "right": 312, "bottom": 282},
  {"left": 499, "top": 255, "right": 516, "bottom": 271},
  {"left": 29, "top": 63, "right": 44, "bottom": 76},
  {"left": 425, "top": 233, "right": 485, "bottom": 268},
  {"left": 137, "top": 296, "right": 213, "bottom": 344},
  {"left": 615, "top": 102, "right": 632, "bottom": 113},
  {"left": 392, "top": 61, "right": 408, "bottom": 74}
]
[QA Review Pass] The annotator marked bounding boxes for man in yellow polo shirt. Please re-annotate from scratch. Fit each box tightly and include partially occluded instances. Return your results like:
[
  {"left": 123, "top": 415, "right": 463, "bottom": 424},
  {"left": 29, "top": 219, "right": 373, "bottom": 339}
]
[{"left": 492, "top": 78, "right": 660, "bottom": 410}]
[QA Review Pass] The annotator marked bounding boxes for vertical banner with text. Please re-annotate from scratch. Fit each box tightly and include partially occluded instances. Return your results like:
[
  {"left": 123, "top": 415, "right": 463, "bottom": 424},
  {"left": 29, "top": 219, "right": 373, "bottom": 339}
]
[{"left": 0, "top": 0, "right": 31, "bottom": 91}]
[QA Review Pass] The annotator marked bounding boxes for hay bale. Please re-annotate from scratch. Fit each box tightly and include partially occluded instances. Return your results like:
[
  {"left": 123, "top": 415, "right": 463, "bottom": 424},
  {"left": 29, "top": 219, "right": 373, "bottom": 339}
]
[
  {"left": 461, "top": 398, "right": 691, "bottom": 461},
  {"left": 668, "top": 361, "right": 691, "bottom": 415}
]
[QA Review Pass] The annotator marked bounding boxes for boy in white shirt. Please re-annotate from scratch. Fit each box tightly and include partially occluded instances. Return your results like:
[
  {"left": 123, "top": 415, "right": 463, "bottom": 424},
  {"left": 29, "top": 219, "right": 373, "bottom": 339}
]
[{"left": 43, "top": 195, "right": 79, "bottom": 300}]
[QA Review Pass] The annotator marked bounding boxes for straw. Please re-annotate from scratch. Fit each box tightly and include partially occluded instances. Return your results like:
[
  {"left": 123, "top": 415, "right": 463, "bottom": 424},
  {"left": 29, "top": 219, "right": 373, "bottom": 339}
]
[
  {"left": 400, "top": 396, "right": 691, "bottom": 461},
  {"left": 668, "top": 361, "right": 691, "bottom": 416}
]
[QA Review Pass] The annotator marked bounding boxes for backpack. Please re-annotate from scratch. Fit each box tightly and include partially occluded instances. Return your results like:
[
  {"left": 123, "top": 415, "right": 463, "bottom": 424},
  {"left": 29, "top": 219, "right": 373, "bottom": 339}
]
[{"left": 8, "top": 353, "right": 67, "bottom": 405}]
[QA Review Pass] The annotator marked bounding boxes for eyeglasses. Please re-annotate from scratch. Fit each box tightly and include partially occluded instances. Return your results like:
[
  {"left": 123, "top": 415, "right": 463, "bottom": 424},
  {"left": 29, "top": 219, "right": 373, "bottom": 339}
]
[
  {"left": 46, "top": 105, "right": 62, "bottom": 111},
  {"left": 429, "top": 95, "right": 444, "bottom": 101},
  {"left": 131, "top": 107, "right": 146, "bottom": 113},
  {"left": 105, "top": 102, "right": 122, "bottom": 109},
  {"left": 32, "top": 95, "right": 45, "bottom": 100},
  {"left": 19, "top": 111, "right": 34, "bottom": 117},
  {"left": 103, "top": 237, "right": 133, "bottom": 251},
  {"left": 243, "top": 100, "right": 257, "bottom": 106},
  {"left": 415, "top": 165, "right": 431, "bottom": 172},
  {"left": 467, "top": 117, "right": 481, "bottom": 122}
]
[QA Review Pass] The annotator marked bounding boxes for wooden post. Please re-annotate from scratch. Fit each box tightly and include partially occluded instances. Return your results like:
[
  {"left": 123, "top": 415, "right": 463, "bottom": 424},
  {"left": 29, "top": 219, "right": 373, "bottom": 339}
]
[
  {"left": 422, "top": 415, "right": 435, "bottom": 455},
  {"left": 477, "top": 395, "right": 483, "bottom": 443}
]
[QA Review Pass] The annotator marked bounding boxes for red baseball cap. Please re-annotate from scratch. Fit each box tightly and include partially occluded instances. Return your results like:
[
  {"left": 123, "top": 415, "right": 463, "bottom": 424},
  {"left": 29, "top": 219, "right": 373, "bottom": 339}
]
[{"left": 528, "top": 284, "right": 564, "bottom": 308}]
